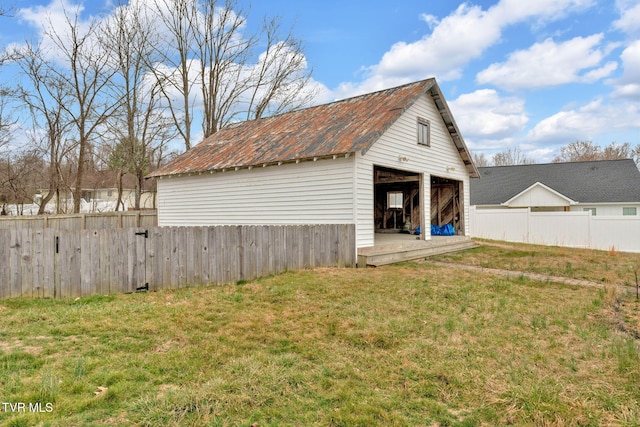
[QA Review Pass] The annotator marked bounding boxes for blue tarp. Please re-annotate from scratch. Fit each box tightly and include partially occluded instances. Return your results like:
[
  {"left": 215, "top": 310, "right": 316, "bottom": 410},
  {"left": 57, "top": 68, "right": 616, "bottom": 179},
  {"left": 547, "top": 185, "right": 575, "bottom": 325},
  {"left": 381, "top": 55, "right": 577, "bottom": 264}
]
[{"left": 430, "top": 223, "right": 455, "bottom": 236}]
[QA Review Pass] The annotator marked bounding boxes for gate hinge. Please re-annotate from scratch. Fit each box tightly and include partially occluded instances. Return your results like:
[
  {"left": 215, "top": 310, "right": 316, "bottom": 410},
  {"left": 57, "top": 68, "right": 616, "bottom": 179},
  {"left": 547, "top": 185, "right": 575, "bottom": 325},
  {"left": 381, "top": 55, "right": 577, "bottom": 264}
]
[
  {"left": 135, "top": 230, "right": 148, "bottom": 238},
  {"left": 136, "top": 283, "right": 149, "bottom": 292}
]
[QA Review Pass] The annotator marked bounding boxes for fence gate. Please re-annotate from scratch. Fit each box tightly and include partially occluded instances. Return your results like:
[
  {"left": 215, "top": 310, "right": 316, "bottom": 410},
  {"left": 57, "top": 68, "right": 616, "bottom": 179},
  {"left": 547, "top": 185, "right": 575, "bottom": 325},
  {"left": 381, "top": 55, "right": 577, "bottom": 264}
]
[
  {"left": 130, "top": 228, "right": 149, "bottom": 293},
  {"left": 49, "top": 227, "right": 148, "bottom": 298}
]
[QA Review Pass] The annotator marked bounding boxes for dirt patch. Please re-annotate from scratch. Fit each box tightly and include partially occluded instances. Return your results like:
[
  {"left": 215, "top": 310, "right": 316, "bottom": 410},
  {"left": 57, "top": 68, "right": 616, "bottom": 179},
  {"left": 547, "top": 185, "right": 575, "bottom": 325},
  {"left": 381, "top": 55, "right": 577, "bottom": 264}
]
[{"left": 0, "top": 340, "right": 42, "bottom": 355}]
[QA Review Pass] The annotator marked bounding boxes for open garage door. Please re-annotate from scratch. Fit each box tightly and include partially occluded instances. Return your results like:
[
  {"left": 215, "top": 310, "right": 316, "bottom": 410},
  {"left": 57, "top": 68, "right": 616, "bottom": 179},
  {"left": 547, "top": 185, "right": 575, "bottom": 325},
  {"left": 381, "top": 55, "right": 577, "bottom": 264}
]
[
  {"left": 431, "top": 176, "right": 464, "bottom": 235},
  {"left": 374, "top": 166, "right": 423, "bottom": 236}
]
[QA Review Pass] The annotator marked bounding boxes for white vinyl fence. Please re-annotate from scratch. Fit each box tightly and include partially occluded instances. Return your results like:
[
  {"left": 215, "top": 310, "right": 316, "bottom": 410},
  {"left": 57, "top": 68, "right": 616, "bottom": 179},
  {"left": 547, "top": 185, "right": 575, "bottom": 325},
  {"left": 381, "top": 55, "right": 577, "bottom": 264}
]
[{"left": 470, "top": 207, "right": 640, "bottom": 253}]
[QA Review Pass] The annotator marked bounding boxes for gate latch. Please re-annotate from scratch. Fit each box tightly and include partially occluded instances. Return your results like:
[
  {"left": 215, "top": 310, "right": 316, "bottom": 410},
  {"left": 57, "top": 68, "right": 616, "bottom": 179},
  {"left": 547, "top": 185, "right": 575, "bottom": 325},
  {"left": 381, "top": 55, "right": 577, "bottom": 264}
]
[{"left": 135, "top": 230, "right": 148, "bottom": 238}]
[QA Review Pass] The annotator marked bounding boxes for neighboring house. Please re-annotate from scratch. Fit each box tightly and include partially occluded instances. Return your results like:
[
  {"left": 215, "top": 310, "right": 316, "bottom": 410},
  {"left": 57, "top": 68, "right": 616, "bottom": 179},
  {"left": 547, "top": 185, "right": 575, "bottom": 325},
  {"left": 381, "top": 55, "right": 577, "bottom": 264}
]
[
  {"left": 148, "top": 78, "right": 479, "bottom": 250},
  {"left": 471, "top": 159, "right": 640, "bottom": 216},
  {"left": 36, "top": 170, "right": 156, "bottom": 212}
]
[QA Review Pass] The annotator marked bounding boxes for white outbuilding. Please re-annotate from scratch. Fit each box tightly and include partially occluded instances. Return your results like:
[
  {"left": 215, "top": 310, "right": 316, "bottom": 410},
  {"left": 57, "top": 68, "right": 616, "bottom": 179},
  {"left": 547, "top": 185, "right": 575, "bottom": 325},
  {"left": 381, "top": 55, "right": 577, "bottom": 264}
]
[{"left": 148, "top": 78, "right": 479, "bottom": 255}]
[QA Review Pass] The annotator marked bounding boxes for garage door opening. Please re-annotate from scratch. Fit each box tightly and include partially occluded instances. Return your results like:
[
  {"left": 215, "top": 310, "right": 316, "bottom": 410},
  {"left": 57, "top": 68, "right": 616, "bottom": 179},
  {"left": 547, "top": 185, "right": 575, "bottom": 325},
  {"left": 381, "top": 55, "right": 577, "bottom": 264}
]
[
  {"left": 374, "top": 166, "right": 423, "bottom": 236},
  {"left": 431, "top": 175, "right": 464, "bottom": 235}
]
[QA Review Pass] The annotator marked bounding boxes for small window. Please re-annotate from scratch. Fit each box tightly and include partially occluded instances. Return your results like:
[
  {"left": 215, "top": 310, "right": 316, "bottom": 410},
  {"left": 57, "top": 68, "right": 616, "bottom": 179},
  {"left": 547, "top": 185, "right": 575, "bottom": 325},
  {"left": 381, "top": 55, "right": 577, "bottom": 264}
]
[
  {"left": 583, "top": 208, "right": 596, "bottom": 216},
  {"left": 417, "top": 117, "right": 430, "bottom": 146},
  {"left": 623, "top": 207, "right": 637, "bottom": 216},
  {"left": 107, "top": 190, "right": 113, "bottom": 197},
  {"left": 388, "top": 191, "right": 403, "bottom": 209}
]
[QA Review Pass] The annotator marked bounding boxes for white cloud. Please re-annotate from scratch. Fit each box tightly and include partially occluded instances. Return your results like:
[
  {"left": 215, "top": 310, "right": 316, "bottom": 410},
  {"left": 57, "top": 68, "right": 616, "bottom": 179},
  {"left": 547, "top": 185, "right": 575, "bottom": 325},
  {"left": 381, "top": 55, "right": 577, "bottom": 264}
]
[
  {"left": 614, "top": 0, "right": 640, "bottom": 34},
  {"left": 477, "top": 34, "right": 617, "bottom": 90},
  {"left": 419, "top": 13, "right": 439, "bottom": 29},
  {"left": 373, "top": 3, "right": 500, "bottom": 82},
  {"left": 488, "top": 0, "right": 595, "bottom": 26},
  {"left": 527, "top": 98, "right": 640, "bottom": 144},
  {"left": 450, "top": 89, "right": 528, "bottom": 138},
  {"left": 522, "top": 147, "right": 555, "bottom": 163},
  {"left": 611, "top": 40, "right": 640, "bottom": 99},
  {"left": 18, "top": 0, "right": 87, "bottom": 37},
  {"left": 582, "top": 61, "right": 619, "bottom": 82},
  {"left": 334, "top": 0, "right": 595, "bottom": 98}
]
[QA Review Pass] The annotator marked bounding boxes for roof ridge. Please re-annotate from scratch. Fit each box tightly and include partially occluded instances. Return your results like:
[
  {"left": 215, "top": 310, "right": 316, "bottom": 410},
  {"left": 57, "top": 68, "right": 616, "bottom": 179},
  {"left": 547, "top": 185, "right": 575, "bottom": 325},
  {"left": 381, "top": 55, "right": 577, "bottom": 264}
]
[
  {"left": 221, "top": 78, "right": 436, "bottom": 129},
  {"left": 479, "top": 158, "right": 635, "bottom": 169}
]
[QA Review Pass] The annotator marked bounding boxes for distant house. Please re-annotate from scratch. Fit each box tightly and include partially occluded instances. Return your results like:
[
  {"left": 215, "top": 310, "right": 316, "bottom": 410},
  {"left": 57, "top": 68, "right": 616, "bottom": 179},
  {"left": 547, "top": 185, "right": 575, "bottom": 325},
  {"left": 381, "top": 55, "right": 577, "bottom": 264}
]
[
  {"left": 148, "top": 78, "right": 479, "bottom": 250},
  {"left": 37, "top": 170, "right": 156, "bottom": 212},
  {"left": 471, "top": 159, "right": 640, "bottom": 216},
  {"left": 81, "top": 170, "right": 156, "bottom": 210}
]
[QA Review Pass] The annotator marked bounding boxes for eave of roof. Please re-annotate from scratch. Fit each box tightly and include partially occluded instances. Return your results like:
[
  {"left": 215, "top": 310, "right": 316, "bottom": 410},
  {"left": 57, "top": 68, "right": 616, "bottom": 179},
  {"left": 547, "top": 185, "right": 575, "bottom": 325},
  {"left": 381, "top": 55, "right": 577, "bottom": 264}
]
[{"left": 148, "top": 78, "right": 479, "bottom": 179}]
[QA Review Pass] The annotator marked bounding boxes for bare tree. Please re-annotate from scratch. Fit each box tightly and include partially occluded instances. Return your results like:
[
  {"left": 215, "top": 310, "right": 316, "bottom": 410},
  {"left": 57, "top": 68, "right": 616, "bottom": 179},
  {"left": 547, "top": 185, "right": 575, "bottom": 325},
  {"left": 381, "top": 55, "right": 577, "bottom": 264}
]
[
  {"left": 151, "top": 0, "right": 315, "bottom": 149},
  {"left": 633, "top": 144, "right": 640, "bottom": 168},
  {"left": 0, "top": 6, "right": 17, "bottom": 155},
  {"left": 191, "top": 0, "right": 252, "bottom": 137},
  {"left": 0, "top": 88, "right": 16, "bottom": 152},
  {"left": 602, "top": 142, "right": 638, "bottom": 162},
  {"left": 100, "top": 1, "right": 176, "bottom": 210},
  {"left": 14, "top": 42, "right": 77, "bottom": 214},
  {"left": 43, "top": 8, "right": 120, "bottom": 213},
  {"left": 245, "top": 17, "right": 316, "bottom": 121},
  {"left": 150, "top": 0, "right": 196, "bottom": 150},
  {"left": 492, "top": 146, "right": 535, "bottom": 166},
  {"left": 0, "top": 4, "right": 13, "bottom": 17},
  {"left": 0, "top": 150, "right": 45, "bottom": 215},
  {"left": 553, "top": 140, "right": 602, "bottom": 163},
  {"left": 553, "top": 140, "right": 640, "bottom": 166},
  {"left": 472, "top": 152, "right": 489, "bottom": 167}
]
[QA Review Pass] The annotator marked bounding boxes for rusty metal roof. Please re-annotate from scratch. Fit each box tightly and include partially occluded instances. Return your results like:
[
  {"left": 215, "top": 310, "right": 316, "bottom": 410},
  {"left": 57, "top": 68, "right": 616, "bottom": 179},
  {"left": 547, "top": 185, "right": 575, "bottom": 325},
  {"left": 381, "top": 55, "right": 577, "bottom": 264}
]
[{"left": 148, "top": 78, "right": 479, "bottom": 178}]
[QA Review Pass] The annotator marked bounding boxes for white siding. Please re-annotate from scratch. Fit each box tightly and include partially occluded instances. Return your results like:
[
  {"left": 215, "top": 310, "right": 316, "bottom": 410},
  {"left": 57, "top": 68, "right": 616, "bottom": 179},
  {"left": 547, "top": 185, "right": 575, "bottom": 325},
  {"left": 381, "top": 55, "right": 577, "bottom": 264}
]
[
  {"left": 355, "top": 94, "right": 471, "bottom": 248},
  {"left": 508, "top": 185, "right": 572, "bottom": 207},
  {"left": 157, "top": 157, "right": 355, "bottom": 226}
]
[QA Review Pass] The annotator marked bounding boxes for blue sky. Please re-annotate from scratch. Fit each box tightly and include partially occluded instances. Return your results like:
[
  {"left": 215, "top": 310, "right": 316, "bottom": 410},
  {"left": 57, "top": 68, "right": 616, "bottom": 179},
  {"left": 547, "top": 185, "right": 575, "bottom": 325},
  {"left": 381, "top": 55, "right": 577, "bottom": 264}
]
[{"left": 2, "top": 0, "right": 639, "bottom": 162}]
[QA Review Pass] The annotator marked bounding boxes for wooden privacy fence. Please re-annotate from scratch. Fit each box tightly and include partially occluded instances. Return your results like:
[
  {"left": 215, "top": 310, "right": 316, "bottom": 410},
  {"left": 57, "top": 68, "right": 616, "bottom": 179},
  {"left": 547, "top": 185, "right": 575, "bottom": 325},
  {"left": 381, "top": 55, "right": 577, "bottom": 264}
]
[
  {"left": 0, "top": 211, "right": 158, "bottom": 230},
  {"left": 0, "top": 224, "right": 356, "bottom": 299}
]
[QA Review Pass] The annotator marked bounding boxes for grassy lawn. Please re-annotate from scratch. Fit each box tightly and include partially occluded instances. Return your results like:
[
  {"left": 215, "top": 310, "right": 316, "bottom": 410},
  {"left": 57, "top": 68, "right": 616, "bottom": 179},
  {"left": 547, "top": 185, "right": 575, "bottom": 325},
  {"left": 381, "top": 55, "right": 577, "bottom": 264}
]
[
  {"left": 433, "top": 239, "right": 640, "bottom": 287},
  {"left": 0, "top": 242, "right": 639, "bottom": 426}
]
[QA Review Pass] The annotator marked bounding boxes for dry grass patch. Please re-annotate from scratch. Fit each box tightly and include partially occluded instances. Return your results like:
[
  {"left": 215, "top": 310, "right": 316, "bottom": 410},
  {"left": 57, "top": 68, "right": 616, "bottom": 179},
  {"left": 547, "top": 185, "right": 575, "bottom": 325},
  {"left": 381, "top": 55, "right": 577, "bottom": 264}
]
[{"left": 434, "top": 239, "right": 640, "bottom": 286}]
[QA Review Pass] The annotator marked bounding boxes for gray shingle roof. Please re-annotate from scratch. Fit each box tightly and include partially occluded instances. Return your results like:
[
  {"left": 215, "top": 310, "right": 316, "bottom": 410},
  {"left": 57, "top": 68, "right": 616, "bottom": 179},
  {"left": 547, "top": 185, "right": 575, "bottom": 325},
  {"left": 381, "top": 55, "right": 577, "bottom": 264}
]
[{"left": 471, "top": 159, "right": 640, "bottom": 205}]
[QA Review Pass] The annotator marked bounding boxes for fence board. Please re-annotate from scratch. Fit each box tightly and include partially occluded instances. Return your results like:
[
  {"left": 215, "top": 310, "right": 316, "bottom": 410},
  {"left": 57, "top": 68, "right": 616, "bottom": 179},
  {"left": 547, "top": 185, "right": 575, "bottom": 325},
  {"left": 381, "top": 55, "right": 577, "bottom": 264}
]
[
  {"left": 31, "top": 229, "right": 44, "bottom": 298},
  {"left": 20, "top": 229, "right": 33, "bottom": 298},
  {"left": 147, "top": 228, "right": 160, "bottom": 291},
  {"left": 169, "top": 228, "right": 179, "bottom": 287},
  {"left": 42, "top": 230, "right": 55, "bottom": 297},
  {"left": 99, "top": 230, "right": 110, "bottom": 295},
  {"left": 81, "top": 231, "right": 92, "bottom": 297},
  {"left": 117, "top": 229, "right": 129, "bottom": 294},
  {"left": 162, "top": 227, "right": 174, "bottom": 288},
  {"left": 208, "top": 226, "right": 221, "bottom": 285},
  {"left": 227, "top": 226, "right": 237, "bottom": 281},
  {"left": 0, "top": 230, "right": 7, "bottom": 298},
  {"left": 240, "top": 226, "right": 252, "bottom": 281},
  {"left": 10, "top": 229, "right": 21, "bottom": 298},
  {"left": 200, "top": 227, "right": 210, "bottom": 285}
]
